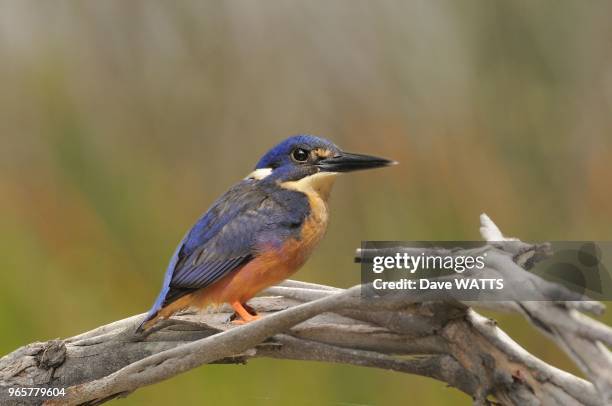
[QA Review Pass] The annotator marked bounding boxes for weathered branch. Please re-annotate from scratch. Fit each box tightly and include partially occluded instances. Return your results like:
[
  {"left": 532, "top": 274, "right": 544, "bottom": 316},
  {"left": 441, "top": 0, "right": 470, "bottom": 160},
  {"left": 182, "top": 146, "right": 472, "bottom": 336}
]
[{"left": 1, "top": 214, "right": 611, "bottom": 405}]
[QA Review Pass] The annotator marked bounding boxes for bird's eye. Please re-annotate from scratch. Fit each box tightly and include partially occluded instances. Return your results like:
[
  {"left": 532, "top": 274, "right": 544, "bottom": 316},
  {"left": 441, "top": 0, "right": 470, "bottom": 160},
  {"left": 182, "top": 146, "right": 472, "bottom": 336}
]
[{"left": 291, "top": 148, "right": 309, "bottom": 162}]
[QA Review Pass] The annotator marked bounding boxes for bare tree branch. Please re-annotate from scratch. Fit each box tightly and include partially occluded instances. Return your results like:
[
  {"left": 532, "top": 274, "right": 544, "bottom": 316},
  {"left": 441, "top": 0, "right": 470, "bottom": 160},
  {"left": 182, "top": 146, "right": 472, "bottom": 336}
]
[{"left": 1, "top": 214, "right": 610, "bottom": 405}]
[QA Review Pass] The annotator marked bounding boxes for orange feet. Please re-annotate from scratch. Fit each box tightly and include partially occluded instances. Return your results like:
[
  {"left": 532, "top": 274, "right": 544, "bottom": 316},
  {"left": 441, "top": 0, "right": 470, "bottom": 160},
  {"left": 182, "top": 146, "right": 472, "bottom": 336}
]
[{"left": 230, "top": 301, "right": 261, "bottom": 324}]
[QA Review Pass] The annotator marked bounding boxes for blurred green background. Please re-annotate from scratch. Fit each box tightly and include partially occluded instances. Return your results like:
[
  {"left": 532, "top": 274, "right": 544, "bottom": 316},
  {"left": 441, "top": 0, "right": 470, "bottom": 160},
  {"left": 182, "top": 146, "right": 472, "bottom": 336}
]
[{"left": 1, "top": 1, "right": 612, "bottom": 405}]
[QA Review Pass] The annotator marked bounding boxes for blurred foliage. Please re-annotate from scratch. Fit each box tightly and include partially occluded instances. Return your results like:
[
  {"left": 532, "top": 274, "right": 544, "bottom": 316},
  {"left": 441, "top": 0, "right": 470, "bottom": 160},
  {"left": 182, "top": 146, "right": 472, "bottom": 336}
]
[{"left": 1, "top": 1, "right": 612, "bottom": 405}]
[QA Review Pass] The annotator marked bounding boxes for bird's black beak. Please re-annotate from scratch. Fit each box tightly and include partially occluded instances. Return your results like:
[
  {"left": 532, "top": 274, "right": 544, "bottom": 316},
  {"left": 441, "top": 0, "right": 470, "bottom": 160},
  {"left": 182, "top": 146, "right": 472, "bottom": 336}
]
[{"left": 317, "top": 151, "right": 397, "bottom": 173}]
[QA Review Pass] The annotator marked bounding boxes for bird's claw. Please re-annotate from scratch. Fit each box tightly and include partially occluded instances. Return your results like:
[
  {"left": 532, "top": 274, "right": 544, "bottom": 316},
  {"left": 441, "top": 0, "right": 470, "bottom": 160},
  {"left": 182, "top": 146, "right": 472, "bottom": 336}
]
[
  {"left": 229, "top": 301, "right": 262, "bottom": 324},
  {"left": 230, "top": 313, "right": 262, "bottom": 324}
]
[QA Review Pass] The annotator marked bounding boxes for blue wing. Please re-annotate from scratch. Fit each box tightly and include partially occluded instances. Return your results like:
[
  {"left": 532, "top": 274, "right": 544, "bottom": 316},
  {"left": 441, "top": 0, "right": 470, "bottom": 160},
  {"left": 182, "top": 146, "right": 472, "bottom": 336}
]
[{"left": 141, "top": 178, "right": 310, "bottom": 323}]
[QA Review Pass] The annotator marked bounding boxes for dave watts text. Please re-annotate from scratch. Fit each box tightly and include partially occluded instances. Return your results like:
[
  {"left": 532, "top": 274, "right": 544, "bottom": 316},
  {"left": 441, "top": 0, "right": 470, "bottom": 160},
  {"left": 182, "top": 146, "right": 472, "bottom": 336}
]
[{"left": 373, "top": 278, "right": 504, "bottom": 290}]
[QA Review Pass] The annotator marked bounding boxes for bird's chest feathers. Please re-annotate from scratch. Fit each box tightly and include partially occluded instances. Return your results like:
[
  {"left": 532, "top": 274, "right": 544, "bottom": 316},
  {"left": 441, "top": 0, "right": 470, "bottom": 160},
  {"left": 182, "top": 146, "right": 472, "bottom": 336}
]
[
  {"left": 281, "top": 171, "right": 336, "bottom": 225},
  {"left": 280, "top": 172, "right": 337, "bottom": 253},
  {"left": 219, "top": 173, "right": 336, "bottom": 298}
]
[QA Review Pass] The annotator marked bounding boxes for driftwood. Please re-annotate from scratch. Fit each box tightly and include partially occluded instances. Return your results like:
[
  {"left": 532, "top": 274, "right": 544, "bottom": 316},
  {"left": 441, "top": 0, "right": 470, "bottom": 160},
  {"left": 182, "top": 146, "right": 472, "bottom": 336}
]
[{"left": 1, "top": 214, "right": 611, "bottom": 405}]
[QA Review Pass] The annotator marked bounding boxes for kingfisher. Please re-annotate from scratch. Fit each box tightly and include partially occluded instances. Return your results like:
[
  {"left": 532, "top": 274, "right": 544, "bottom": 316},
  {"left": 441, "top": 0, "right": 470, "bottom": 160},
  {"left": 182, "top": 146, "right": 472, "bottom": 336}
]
[{"left": 137, "top": 135, "right": 394, "bottom": 332}]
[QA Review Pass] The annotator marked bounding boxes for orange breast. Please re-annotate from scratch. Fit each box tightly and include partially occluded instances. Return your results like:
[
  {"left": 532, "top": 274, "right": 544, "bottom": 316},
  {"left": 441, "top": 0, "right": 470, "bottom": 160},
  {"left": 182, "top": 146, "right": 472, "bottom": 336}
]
[{"left": 197, "top": 210, "right": 328, "bottom": 305}]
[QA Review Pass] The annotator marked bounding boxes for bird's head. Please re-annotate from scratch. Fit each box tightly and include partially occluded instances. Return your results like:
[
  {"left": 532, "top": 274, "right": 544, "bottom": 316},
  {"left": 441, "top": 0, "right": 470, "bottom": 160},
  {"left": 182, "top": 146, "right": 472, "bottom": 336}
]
[{"left": 249, "top": 135, "right": 395, "bottom": 198}]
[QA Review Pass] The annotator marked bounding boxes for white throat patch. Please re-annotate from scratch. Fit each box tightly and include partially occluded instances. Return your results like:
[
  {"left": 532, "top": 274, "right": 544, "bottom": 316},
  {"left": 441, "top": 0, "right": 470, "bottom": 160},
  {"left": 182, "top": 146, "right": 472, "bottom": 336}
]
[{"left": 245, "top": 168, "right": 273, "bottom": 180}]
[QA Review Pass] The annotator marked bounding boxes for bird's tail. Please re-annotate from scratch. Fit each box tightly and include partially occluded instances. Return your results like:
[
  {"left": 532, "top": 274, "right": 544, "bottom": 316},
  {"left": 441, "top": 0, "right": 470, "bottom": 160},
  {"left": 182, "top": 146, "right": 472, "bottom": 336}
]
[
  {"left": 135, "top": 308, "right": 160, "bottom": 334},
  {"left": 135, "top": 288, "right": 172, "bottom": 334},
  {"left": 135, "top": 282, "right": 173, "bottom": 334},
  {"left": 135, "top": 292, "right": 199, "bottom": 334}
]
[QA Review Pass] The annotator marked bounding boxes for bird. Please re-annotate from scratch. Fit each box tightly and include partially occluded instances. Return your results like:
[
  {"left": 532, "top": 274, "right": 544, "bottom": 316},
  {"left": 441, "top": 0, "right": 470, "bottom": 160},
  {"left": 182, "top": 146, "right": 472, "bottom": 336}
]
[{"left": 137, "top": 135, "right": 395, "bottom": 332}]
